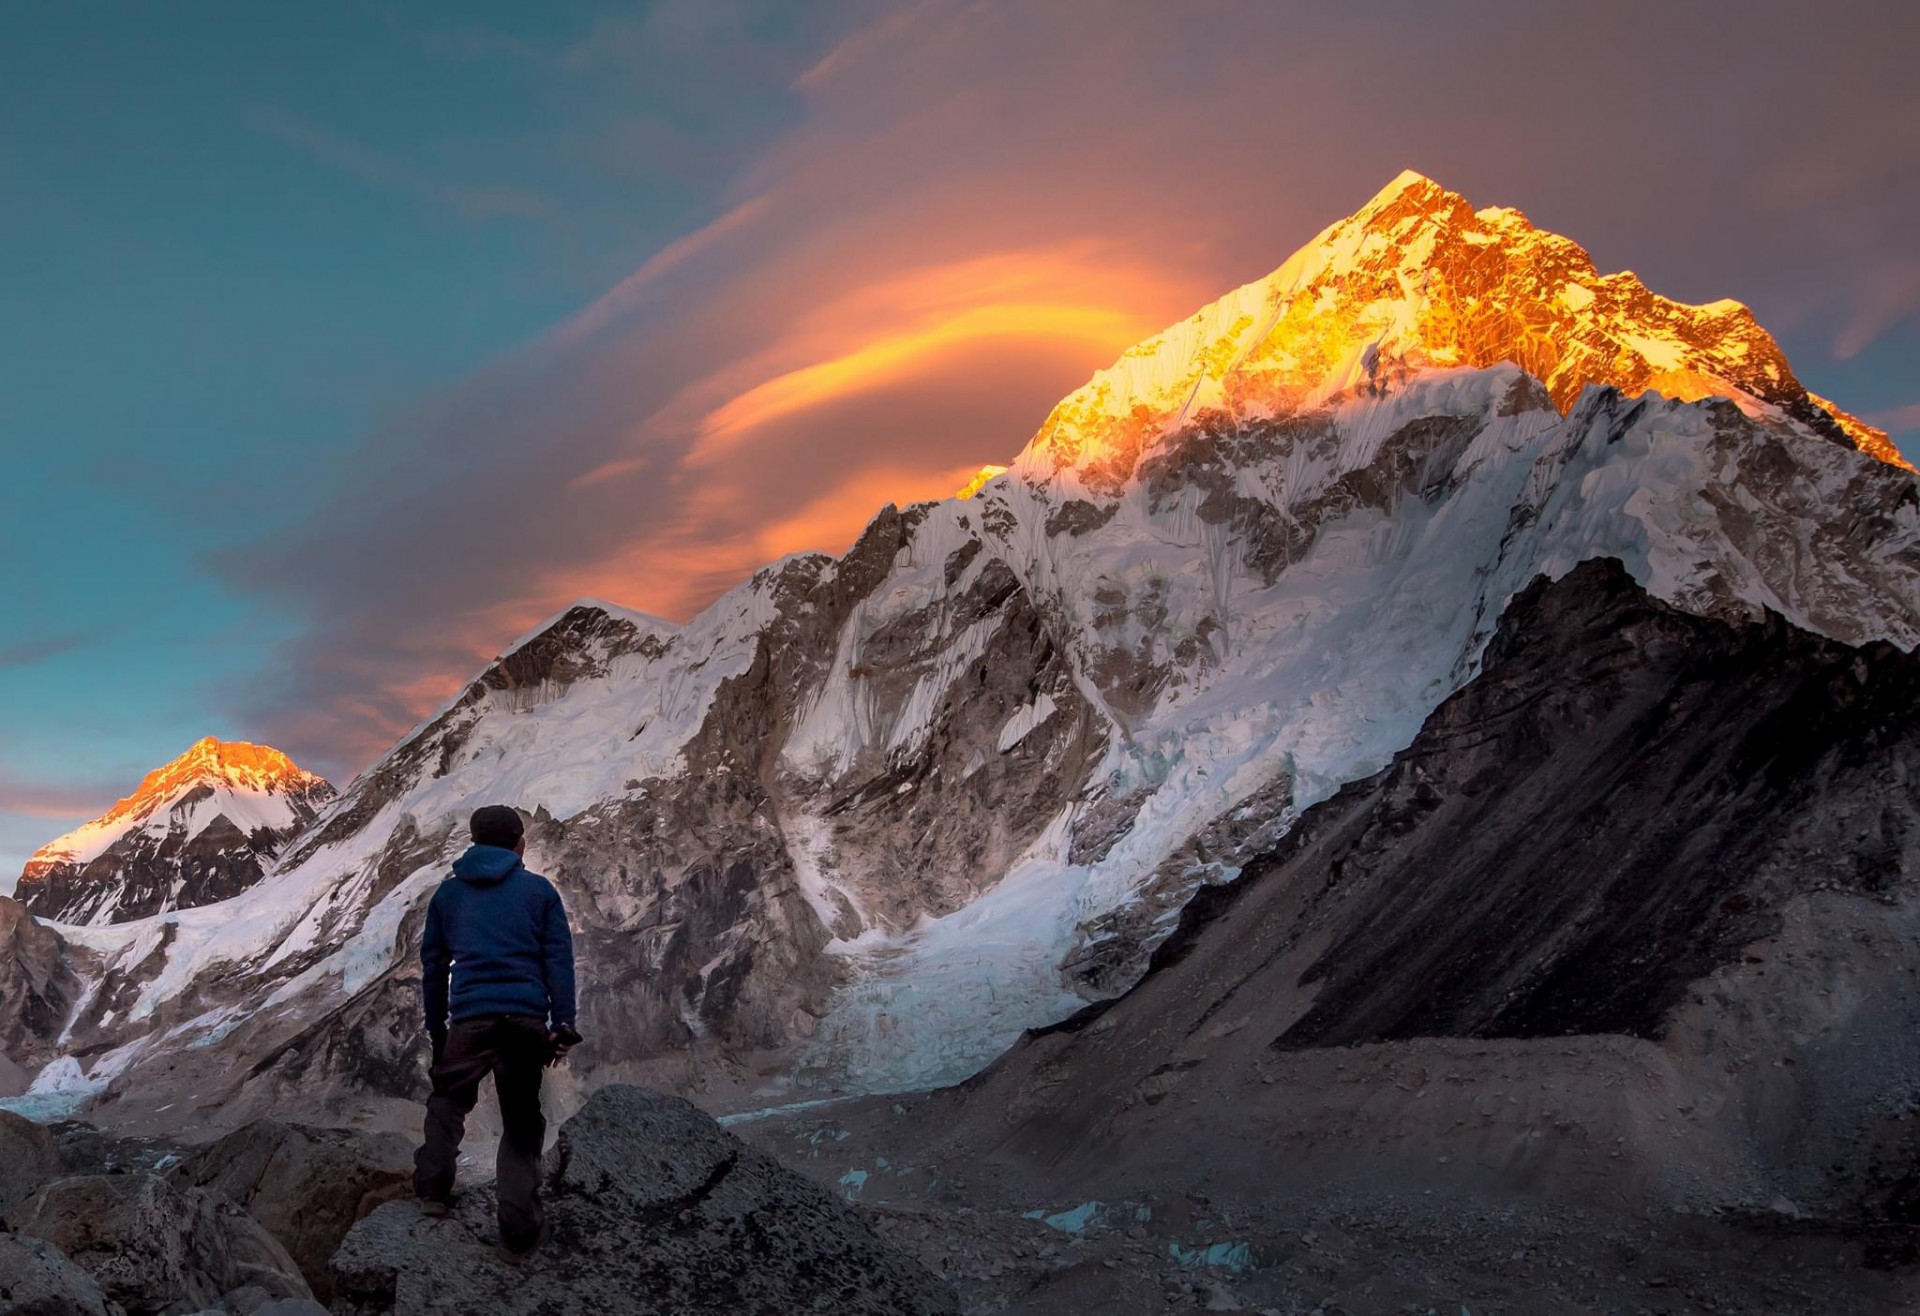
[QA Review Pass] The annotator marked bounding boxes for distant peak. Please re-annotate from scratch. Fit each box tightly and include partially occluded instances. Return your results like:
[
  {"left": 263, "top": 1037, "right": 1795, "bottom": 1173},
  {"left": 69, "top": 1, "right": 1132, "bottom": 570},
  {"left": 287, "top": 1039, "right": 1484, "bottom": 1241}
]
[
  {"left": 18, "top": 735, "right": 336, "bottom": 901},
  {"left": 170, "top": 736, "right": 311, "bottom": 778},
  {"left": 96, "top": 738, "right": 329, "bottom": 827}
]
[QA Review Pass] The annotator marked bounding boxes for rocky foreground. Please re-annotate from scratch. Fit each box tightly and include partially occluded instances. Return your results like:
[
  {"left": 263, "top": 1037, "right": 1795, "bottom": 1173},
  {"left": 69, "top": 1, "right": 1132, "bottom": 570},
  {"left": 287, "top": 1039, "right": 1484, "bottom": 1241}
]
[
  {"left": 6, "top": 1085, "right": 1908, "bottom": 1316},
  {"left": 0, "top": 1088, "right": 954, "bottom": 1316}
]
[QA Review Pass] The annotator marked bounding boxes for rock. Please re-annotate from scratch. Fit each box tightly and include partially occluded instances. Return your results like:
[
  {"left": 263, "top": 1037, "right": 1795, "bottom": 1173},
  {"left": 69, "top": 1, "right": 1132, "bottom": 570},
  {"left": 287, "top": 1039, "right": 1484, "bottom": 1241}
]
[
  {"left": 1200, "top": 1278, "right": 1245, "bottom": 1309},
  {"left": 50, "top": 1121, "right": 185, "bottom": 1178},
  {"left": 0, "top": 1226, "right": 118, "bottom": 1315},
  {"left": 0, "top": 897, "right": 78, "bottom": 1073},
  {"left": 0, "top": 1049, "right": 28, "bottom": 1097},
  {"left": 169, "top": 1119, "right": 413, "bottom": 1300},
  {"left": 9, "top": 1173, "right": 311, "bottom": 1314},
  {"left": 0, "top": 1108, "right": 65, "bottom": 1214},
  {"left": 330, "top": 1085, "right": 957, "bottom": 1315}
]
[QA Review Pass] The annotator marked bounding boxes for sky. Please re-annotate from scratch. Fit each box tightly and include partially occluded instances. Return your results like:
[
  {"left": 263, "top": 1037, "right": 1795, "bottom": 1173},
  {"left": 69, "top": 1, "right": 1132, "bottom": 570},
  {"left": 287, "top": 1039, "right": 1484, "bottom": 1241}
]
[{"left": 3, "top": 0, "right": 1918, "bottom": 881}]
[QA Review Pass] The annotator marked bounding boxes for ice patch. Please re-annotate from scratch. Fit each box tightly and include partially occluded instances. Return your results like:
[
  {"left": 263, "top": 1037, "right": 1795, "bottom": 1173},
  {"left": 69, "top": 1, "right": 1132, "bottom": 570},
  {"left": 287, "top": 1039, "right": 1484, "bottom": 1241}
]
[
  {"left": 1019, "top": 1200, "right": 1151, "bottom": 1233},
  {"left": 0, "top": 1056, "right": 105, "bottom": 1122},
  {"left": 1169, "top": 1240, "right": 1257, "bottom": 1272}
]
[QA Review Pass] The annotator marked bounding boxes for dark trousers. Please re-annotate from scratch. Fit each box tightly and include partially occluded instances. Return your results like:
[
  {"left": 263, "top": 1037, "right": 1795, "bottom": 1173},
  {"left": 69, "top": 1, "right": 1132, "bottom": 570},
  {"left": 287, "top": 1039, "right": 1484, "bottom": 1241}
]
[{"left": 414, "top": 1015, "right": 552, "bottom": 1247}]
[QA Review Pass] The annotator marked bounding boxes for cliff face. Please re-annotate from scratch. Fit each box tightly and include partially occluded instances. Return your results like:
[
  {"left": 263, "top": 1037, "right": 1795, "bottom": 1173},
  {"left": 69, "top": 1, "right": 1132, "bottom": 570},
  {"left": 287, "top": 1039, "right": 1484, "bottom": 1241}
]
[{"left": 0, "top": 896, "right": 78, "bottom": 1077}]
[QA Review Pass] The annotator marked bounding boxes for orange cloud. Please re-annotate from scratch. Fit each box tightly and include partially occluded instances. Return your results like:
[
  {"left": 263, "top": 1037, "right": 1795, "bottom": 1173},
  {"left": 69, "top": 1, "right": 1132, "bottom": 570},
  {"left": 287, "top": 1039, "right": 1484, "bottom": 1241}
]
[
  {"left": 565, "top": 245, "right": 1184, "bottom": 491},
  {"left": 691, "top": 299, "right": 1146, "bottom": 461}
]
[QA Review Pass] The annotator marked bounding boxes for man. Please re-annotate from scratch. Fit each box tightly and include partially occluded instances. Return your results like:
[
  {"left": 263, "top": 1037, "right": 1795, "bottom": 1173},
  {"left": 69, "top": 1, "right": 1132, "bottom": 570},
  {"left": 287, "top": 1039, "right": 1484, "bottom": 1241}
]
[{"left": 414, "top": 804, "right": 581, "bottom": 1260}]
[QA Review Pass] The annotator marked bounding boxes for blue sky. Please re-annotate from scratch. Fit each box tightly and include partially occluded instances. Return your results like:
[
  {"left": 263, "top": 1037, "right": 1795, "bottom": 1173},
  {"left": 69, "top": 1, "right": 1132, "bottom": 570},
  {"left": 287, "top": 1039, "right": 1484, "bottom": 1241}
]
[
  {"left": 0, "top": 1, "right": 868, "bottom": 873},
  {"left": 4, "top": 0, "right": 1917, "bottom": 881}
]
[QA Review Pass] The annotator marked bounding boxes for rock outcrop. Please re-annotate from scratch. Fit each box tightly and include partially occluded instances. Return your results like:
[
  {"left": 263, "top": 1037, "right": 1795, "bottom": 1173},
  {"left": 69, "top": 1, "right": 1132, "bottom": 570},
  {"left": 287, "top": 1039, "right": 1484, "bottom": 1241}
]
[
  {"left": 0, "top": 1225, "right": 117, "bottom": 1316},
  {"left": 7, "top": 1173, "right": 312, "bottom": 1314},
  {"left": 330, "top": 1085, "right": 956, "bottom": 1315},
  {"left": 169, "top": 1119, "right": 414, "bottom": 1301},
  {"left": 0, "top": 1111, "right": 65, "bottom": 1216}
]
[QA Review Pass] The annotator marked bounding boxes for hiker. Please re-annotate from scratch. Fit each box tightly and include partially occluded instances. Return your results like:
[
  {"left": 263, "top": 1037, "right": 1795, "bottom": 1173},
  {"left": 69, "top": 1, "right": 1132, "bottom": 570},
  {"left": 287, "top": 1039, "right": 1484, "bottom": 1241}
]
[{"left": 414, "top": 805, "right": 581, "bottom": 1260}]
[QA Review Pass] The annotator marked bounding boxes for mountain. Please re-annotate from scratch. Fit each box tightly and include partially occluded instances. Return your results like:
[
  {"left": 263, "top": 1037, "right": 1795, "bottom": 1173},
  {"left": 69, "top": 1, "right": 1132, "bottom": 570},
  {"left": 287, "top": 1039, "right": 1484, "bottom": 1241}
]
[
  {"left": 15, "top": 172, "right": 1920, "bottom": 1128},
  {"left": 1028, "top": 169, "right": 1913, "bottom": 479},
  {"left": 14, "top": 737, "right": 336, "bottom": 927}
]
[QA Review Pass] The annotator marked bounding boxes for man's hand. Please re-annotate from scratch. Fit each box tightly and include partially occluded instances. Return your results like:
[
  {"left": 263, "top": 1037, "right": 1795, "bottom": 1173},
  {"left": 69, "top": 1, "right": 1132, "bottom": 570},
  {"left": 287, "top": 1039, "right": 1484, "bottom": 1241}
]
[
  {"left": 547, "top": 1025, "right": 582, "bottom": 1068},
  {"left": 429, "top": 1027, "right": 448, "bottom": 1066}
]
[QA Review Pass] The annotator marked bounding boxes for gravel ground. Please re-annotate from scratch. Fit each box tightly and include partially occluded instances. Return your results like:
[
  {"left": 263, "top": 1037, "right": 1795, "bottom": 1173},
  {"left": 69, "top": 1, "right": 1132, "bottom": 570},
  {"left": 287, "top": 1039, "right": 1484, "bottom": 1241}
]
[{"left": 739, "top": 1095, "right": 1919, "bottom": 1315}]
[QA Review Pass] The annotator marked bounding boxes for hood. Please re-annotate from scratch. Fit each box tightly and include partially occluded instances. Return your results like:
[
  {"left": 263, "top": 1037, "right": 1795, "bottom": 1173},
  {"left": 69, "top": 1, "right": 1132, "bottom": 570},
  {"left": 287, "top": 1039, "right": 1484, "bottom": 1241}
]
[{"left": 450, "top": 844, "right": 523, "bottom": 886}]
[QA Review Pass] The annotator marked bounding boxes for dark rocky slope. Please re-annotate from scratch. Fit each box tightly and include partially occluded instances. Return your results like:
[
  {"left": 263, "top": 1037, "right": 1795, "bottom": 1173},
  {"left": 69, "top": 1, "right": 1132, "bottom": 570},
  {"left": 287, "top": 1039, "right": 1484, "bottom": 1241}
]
[{"left": 938, "top": 559, "right": 1919, "bottom": 1225}]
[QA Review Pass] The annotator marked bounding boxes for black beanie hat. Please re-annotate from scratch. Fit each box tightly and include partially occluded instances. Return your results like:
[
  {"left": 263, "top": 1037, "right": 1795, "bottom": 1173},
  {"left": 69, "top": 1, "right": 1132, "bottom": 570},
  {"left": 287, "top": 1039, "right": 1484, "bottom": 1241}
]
[{"left": 470, "top": 805, "right": 525, "bottom": 849}]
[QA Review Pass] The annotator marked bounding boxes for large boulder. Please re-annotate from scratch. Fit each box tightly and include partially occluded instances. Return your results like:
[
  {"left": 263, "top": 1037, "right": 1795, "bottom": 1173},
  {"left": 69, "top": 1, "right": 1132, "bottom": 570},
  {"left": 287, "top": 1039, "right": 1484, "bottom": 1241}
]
[
  {"left": 330, "top": 1085, "right": 955, "bottom": 1315},
  {"left": 0, "top": 1109, "right": 65, "bottom": 1215},
  {"left": 169, "top": 1119, "right": 412, "bottom": 1300},
  {"left": 50, "top": 1121, "right": 185, "bottom": 1179},
  {"left": 8, "top": 1173, "right": 310, "bottom": 1314},
  {"left": 0, "top": 1225, "right": 117, "bottom": 1316}
]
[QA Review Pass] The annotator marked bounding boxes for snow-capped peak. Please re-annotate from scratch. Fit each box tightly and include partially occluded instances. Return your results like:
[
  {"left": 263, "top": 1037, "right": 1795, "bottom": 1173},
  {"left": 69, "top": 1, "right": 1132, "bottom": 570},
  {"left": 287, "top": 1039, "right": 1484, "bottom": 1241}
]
[
  {"left": 16, "top": 737, "right": 336, "bottom": 926},
  {"left": 1014, "top": 172, "right": 1913, "bottom": 494},
  {"left": 45, "top": 737, "right": 327, "bottom": 850},
  {"left": 1355, "top": 167, "right": 1446, "bottom": 218}
]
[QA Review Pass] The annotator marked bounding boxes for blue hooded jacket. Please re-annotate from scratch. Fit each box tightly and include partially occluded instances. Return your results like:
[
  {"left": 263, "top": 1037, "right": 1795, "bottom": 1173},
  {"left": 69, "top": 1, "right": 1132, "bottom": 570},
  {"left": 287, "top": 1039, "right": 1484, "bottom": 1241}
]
[{"left": 421, "top": 844, "right": 577, "bottom": 1031}]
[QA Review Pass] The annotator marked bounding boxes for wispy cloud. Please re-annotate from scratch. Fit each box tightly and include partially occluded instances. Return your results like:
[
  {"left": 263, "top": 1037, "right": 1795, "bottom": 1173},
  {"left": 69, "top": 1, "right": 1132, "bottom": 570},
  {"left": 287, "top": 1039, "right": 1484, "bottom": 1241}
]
[
  {"left": 246, "top": 105, "right": 553, "bottom": 221},
  {"left": 0, "top": 770, "right": 117, "bottom": 822},
  {"left": 0, "top": 633, "right": 93, "bottom": 670}
]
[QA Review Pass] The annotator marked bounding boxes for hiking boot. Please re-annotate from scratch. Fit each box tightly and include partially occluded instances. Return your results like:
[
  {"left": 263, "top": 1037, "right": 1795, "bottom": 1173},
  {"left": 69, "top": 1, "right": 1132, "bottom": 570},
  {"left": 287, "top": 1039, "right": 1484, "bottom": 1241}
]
[
  {"left": 497, "top": 1219, "right": 551, "bottom": 1264},
  {"left": 418, "top": 1196, "right": 451, "bottom": 1219}
]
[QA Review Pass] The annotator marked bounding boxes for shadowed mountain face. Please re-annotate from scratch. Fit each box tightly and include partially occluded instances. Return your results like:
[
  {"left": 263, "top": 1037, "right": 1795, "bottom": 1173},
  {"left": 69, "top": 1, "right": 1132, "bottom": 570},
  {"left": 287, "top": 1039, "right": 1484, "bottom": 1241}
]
[
  {"left": 1189, "top": 556, "right": 1916, "bottom": 1048},
  {"left": 15, "top": 738, "right": 336, "bottom": 927},
  {"left": 947, "top": 559, "right": 1918, "bottom": 1218}
]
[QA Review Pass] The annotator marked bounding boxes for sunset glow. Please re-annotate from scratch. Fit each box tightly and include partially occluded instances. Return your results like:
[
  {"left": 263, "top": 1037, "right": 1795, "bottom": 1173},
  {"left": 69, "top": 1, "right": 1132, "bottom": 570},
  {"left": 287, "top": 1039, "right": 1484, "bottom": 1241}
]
[
  {"left": 692, "top": 300, "right": 1152, "bottom": 461},
  {"left": 3, "top": 1, "right": 1917, "bottom": 880}
]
